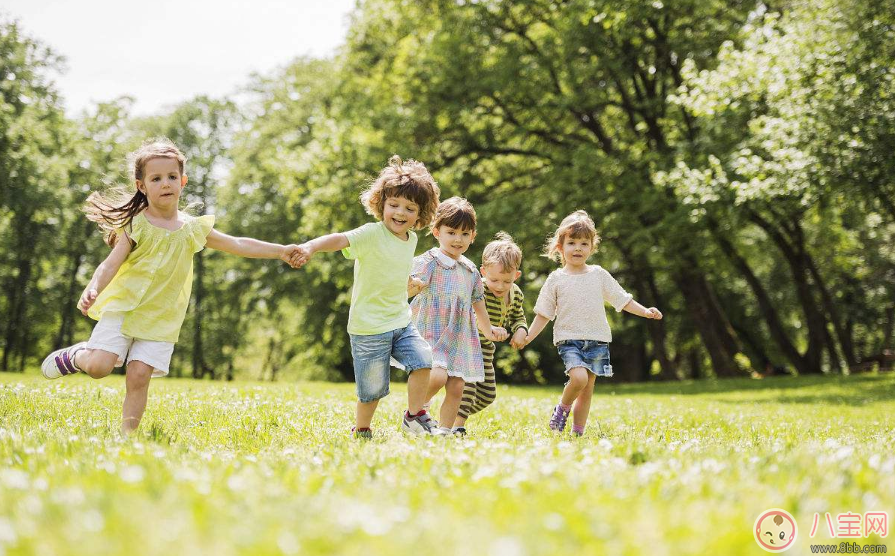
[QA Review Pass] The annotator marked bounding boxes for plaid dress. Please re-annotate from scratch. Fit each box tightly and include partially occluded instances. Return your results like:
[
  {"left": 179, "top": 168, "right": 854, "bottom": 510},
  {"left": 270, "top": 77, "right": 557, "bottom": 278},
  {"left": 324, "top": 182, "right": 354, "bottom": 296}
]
[{"left": 410, "top": 248, "right": 485, "bottom": 382}]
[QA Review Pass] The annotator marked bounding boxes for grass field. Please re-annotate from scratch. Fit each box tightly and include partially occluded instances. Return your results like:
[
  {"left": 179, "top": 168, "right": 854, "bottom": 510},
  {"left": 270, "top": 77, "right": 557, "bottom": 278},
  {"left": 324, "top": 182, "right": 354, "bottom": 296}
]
[{"left": 1, "top": 372, "right": 893, "bottom": 555}]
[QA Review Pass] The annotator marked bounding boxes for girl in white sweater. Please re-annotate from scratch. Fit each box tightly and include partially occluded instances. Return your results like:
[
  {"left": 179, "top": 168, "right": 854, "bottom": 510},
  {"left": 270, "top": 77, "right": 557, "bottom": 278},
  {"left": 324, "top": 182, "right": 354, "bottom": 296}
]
[{"left": 524, "top": 211, "right": 663, "bottom": 436}]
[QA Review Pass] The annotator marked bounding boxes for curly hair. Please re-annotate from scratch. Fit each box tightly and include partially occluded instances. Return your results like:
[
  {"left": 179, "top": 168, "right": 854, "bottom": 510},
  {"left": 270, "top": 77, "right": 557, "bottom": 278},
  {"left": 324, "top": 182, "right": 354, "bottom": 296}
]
[
  {"left": 482, "top": 231, "right": 522, "bottom": 271},
  {"left": 360, "top": 155, "right": 440, "bottom": 230},
  {"left": 544, "top": 210, "right": 600, "bottom": 264},
  {"left": 84, "top": 138, "right": 187, "bottom": 247}
]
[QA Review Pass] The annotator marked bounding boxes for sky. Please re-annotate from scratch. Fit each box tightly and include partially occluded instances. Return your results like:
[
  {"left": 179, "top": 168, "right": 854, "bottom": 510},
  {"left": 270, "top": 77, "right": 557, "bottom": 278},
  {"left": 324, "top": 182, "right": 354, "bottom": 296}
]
[{"left": 2, "top": 0, "right": 356, "bottom": 116}]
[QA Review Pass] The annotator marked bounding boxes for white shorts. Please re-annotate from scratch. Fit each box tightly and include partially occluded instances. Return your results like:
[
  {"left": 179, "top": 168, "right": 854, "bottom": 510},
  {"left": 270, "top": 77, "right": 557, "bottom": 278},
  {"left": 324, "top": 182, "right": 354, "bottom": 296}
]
[{"left": 86, "top": 312, "right": 175, "bottom": 377}]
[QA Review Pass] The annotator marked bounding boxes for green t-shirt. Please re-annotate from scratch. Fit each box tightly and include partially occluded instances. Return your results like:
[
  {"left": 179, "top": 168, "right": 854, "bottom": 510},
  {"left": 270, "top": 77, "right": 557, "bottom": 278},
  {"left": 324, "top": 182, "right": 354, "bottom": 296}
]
[{"left": 342, "top": 222, "right": 418, "bottom": 335}]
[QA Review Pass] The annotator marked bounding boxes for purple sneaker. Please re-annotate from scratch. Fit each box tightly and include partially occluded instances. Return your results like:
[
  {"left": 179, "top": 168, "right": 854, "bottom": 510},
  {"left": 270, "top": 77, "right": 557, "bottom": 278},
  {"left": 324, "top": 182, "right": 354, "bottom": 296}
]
[{"left": 549, "top": 404, "right": 570, "bottom": 432}]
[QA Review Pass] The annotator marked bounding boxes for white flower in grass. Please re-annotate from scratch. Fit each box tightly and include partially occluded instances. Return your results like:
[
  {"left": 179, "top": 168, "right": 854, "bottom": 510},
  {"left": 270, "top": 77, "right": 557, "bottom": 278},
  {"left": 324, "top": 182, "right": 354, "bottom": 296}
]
[
  {"left": 490, "top": 536, "right": 526, "bottom": 556},
  {"left": 120, "top": 465, "right": 145, "bottom": 483},
  {"left": 1, "top": 469, "right": 29, "bottom": 490},
  {"left": 0, "top": 517, "right": 17, "bottom": 544}
]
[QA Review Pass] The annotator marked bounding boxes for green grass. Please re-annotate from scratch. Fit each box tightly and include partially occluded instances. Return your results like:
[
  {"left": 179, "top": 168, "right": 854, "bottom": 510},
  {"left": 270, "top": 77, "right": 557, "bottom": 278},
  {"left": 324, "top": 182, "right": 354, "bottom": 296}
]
[{"left": 1, "top": 372, "right": 893, "bottom": 555}]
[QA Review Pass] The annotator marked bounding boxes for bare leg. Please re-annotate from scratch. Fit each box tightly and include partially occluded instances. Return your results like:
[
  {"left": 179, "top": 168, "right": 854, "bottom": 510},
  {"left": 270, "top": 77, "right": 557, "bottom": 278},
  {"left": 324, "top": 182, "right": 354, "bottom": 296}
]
[
  {"left": 424, "top": 367, "right": 447, "bottom": 404},
  {"left": 439, "top": 376, "right": 465, "bottom": 429},
  {"left": 560, "top": 367, "right": 590, "bottom": 406},
  {"left": 121, "top": 360, "right": 153, "bottom": 435},
  {"left": 356, "top": 399, "right": 380, "bottom": 429},
  {"left": 75, "top": 348, "right": 119, "bottom": 379},
  {"left": 571, "top": 372, "right": 597, "bottom": 428},
  {"left": 406, "top": 367, "right": 431, "bottom": 414},
  {"left": 452, "top": 415, "right": 468, "bottom": 428}
]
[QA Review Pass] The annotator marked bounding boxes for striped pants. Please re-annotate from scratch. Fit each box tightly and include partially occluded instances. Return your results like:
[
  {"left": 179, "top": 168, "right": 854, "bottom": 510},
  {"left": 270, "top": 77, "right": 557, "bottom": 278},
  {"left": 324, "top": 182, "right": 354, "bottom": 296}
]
[{"left": 458, "top": 340, "right": 496, "bottom": 418}]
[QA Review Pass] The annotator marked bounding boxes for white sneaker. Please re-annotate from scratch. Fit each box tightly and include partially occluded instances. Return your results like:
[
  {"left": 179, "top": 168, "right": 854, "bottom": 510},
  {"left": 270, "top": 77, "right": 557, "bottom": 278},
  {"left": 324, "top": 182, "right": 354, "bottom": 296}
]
[
  {"left": 402, "top": 410, "right": 440, "bottom": 435},
  {"left": 41, "top": 342, "right": 87, "bottom": 379}
]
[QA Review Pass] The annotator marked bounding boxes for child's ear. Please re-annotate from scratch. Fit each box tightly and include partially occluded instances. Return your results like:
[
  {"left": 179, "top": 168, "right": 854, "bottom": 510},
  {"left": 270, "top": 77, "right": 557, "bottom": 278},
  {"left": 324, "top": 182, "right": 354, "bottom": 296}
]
[
  {"left": 514, "top": 270, "right": 522, "bottom": 280},
  {"left": 432, "top": 226, "right": 441, "bottom": 239},
  {"left": 181, "top": 175, "right": 188, "bottom": 188},
  {"left": 470, "top": 230, "right": 477, "bottom": 243},
  {"left": 136, "top": 180, "right": 145, "bottom": 194}
]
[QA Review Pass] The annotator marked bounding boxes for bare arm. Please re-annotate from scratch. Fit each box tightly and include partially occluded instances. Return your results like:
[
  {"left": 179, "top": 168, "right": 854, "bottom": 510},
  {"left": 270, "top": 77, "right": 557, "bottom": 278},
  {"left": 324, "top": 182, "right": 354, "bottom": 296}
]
[
  {"left": 205, "top": 228, "right": 300, "bottom": 264},
  {"left": 291, "top": 233, "right": 350, "bottom": 268},
  {"left": 524, "top": 314, "right": 551, "bottom": 346},
  {"left": 622, "top": 299, "right": 663, "bottom": 320},
  {"left": 78, "top": 235, "right": 133, "bottom": 315}
]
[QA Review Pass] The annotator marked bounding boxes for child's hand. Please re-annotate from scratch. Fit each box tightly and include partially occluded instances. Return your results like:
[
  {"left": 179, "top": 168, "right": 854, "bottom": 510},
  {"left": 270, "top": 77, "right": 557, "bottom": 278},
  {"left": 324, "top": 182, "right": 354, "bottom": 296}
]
[
  {"left": 289, "top": 243, "right": 313, "bottom": 268},
  {"left": 645, "top": 307, "right": 663, "bottom": 320},
  {"left": 281, "top": 244, "right": 305, "bottom": 268},
  {"left": 408, "top": 276, "right": 427, "bottom": 296},
  {"left": 490, "top": 326, "right": 509, "bottom": 342},
  {"left": 510, "top": 328, "right": 527, "bottom": 349},
  {"left": 78, "top": 289, "right": 98, "bottom": 316}
]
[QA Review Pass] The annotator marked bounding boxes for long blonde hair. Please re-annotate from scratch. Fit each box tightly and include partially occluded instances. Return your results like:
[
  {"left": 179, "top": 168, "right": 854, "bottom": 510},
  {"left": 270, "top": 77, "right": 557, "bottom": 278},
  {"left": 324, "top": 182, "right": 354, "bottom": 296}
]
[
  {"left": 84, "top": 138, "right": 186, "bottom": 247},
  {"left": 544, "top": 210, "right": 600, "bottom": 263}
]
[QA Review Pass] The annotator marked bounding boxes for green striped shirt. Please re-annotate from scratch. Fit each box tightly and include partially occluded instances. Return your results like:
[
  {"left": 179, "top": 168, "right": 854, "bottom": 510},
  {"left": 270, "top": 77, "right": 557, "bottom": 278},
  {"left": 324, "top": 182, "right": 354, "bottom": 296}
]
[{"left": 479, "top": 283, "right": 527, "bottom": 344}]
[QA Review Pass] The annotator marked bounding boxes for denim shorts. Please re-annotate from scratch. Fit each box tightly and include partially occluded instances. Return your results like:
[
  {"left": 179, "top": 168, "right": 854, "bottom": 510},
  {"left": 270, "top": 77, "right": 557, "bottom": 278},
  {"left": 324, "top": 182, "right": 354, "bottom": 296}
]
[
  {"left": 349, "top": 323, "right": 433, "bottom": 403},
  {"left": 556, "top": 340, "right": 613, "bottom": 377}
]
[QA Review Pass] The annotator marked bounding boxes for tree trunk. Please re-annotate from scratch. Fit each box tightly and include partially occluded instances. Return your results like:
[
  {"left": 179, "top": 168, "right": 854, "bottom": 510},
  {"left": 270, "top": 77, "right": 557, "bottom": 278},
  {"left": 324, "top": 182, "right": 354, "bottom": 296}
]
[
  {"left": 192, "top": 250, "right": 208, "bottom": 379},
  {"left": 672, "top": 258, "right": 747, "bottom": 377},
  {"left": 706, "top": 216, "right": 810, "bottom": 375},
  {"left": 2, "top": 243, "right": 34, "bottom": 372},
  {"left": 746, "top": 209, "right": 832, "bottom": 374},
  {"left": 615, "top": 242, "right": 675, "bottom": 380}
]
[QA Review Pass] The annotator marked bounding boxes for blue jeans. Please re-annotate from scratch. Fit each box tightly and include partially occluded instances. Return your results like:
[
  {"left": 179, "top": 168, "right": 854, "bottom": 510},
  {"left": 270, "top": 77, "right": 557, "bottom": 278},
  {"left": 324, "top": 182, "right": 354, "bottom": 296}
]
[
  {"left": 349, "top": 323, "right": 432, "bottom": 403},
  {"left": 556, "top": 340, "right": 613, "bottom": 377}
]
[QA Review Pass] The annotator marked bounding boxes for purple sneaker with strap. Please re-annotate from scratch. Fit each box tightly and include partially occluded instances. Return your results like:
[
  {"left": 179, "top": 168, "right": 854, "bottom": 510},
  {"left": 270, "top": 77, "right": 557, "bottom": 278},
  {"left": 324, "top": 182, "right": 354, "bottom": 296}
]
[
  {"left": 41, "top": 342, "right": 87, "bottom": 379},
  {"left": 549, "top": 404, "right": 570, "bottom": 432}
]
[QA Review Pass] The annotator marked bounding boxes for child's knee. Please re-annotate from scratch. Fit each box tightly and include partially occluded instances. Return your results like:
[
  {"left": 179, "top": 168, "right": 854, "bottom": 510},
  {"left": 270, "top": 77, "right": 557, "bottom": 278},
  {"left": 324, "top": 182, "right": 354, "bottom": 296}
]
[
  {"left": 126, "top": 362, "right": 153, "bottom": 389},
  {"left": 568, "top": 367, "right": 589, "bottom": 388},
  {"left": 446, "top": 377, "right": 465, "bottom": 397}
]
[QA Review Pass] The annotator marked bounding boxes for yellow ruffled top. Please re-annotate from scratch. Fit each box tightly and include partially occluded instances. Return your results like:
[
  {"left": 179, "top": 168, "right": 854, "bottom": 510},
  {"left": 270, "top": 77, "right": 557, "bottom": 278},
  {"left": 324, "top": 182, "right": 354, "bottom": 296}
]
[{"left": 88, "top": 211, "right": 215, "bottom": 343}]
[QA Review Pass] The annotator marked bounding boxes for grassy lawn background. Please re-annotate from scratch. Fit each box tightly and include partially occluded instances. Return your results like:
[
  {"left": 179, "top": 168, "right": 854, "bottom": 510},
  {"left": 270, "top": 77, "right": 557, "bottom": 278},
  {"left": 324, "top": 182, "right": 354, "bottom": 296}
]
[{"left": 1, "top": 372, "right": 893, "bottom": 555}]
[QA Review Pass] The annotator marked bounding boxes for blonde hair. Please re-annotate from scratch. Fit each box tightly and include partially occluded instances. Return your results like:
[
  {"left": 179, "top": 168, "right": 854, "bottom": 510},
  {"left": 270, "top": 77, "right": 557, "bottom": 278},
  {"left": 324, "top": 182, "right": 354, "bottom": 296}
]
[
  {"left": 360, "top": 155, "right": 440, "bottom": 230},
  {"left": 84, "top": 138, "right": 187, "bottom": 247},
  {"left": 431, "top": 196, "right": 476, "bottom": 232},
  {"left": 482, "top": 231, "right": 522, "bottom": 271},
  {"left": 544, "top": 210, "right": 600, "bottom": 263}
]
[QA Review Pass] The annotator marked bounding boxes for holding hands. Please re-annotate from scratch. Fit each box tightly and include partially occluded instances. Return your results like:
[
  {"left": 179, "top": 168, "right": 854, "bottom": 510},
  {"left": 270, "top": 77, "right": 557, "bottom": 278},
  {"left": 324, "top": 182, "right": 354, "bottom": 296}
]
[
  {"left": 281, "top": 244, "right": 309, "bottom": 269},
  {"left": 489, "top": 326, "right": 509, "bottom": 342},
  {"left": 509, "top": 328, "right": 527, "bottom": 349},
  {"left": 288, "top": 243, "right": 314, "bottom": 269}
]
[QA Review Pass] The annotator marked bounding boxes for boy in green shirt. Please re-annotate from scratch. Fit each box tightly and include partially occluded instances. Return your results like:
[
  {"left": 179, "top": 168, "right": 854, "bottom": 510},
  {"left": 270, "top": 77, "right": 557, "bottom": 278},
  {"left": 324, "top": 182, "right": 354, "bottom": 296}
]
[{"left": 293, "top": 156, "right": 443, "bottom": 438}]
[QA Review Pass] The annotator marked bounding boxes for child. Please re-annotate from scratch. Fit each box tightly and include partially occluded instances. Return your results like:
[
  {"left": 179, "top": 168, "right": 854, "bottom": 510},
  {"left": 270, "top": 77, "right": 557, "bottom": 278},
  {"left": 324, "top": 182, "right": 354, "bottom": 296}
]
[
  {"left": 451, "top": 232, "right": 528, "bottom": 436},
  {"left": 41, "top": 138, "right": 302, "bottom": 434},
  {"left": 408, "top": 197, "right": 508, "bottom": 435},
  {"left": 524, "top": 210, "right": 662, "bottom": 436},
  {"left": 291, "top": 156, "right": 442, "bottom": 438}
]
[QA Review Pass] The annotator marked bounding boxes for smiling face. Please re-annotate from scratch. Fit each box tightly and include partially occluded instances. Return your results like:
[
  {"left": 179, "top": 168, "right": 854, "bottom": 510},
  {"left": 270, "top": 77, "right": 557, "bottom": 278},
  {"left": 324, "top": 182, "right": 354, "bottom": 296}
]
[
  {"left": 560, "top": 234, "right": 594, "bottom": 269},
  {"left": 433, "top": 224, "right": 475, "bottom": 259},
  {"left": 137, "top": 157, "right": 187, "bottom": 212},
  {"left": 754, "top": 510, "right": 797, "bottom": 552},
  {"left": 382, "top": 196, "right": 420, "bottom": 238},
  {"left": 481, "top": 263, "right": 521, "bottom": 297}
]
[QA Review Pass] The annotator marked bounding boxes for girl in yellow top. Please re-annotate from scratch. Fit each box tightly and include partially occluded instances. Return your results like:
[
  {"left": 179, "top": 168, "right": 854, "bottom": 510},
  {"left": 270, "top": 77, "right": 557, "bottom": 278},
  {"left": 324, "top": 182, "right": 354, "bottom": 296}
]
[{"left": 41, "top": 138, "right": 302, "bottom": 434}]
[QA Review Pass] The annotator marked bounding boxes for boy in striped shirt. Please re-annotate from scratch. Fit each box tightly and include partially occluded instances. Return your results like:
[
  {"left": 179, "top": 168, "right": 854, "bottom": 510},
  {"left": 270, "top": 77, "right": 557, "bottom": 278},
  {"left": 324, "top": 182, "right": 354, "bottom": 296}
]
[{"left": 452, "top": 232, "right": 528, "bottom": 435}]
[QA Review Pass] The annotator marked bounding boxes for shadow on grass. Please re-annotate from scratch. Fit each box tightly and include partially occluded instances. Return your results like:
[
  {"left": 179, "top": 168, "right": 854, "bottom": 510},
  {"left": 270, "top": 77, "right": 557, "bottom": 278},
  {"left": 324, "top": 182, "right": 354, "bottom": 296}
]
[{"left": 598, "top": 373, "right": 895, "bottom": 406}]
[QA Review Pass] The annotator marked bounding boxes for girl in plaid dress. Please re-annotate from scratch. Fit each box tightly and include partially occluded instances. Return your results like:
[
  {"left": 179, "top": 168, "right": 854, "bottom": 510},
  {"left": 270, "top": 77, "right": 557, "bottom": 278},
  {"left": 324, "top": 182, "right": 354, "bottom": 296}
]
[{"left": 409, "top": 197, "right": 508, "bottom": 434}]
